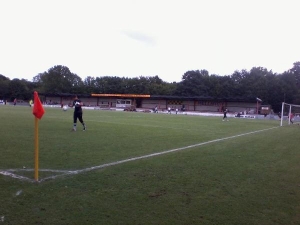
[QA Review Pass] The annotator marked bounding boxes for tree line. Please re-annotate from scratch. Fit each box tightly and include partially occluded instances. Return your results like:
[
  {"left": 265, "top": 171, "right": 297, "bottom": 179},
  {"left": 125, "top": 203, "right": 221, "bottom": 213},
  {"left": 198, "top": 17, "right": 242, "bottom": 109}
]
[{"left": 1, "top": 62, "right": 299, "bottom": 112}]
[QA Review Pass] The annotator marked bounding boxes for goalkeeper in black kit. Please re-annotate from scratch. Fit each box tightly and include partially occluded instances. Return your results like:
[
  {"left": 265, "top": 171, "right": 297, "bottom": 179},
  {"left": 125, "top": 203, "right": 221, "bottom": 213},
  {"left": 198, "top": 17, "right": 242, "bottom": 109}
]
[
  {"left": 72, "top": 95, "right": 86, "bottom": 131},
  {"left": 222, "top": 108, "right": 229, "bottom": 121}
]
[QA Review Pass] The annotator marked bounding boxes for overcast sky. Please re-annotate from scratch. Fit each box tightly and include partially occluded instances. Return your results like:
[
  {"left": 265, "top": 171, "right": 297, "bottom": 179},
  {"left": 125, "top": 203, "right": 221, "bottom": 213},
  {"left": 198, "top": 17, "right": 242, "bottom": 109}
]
[{"left": 0, "top": 0, "right": 299, "bottom": 83}]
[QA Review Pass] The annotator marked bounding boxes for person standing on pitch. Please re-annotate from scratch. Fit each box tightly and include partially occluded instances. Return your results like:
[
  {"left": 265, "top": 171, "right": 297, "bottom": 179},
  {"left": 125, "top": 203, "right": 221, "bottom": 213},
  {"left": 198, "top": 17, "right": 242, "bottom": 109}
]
[
  {"left": 223, "top": 108, "right": 229, "bottom": 121},
  {"left": 289, "top": 112, "right": 294, "bottom": 124},
  {"left": 72, "top": 95, "right": 86, "bottom": 131}
]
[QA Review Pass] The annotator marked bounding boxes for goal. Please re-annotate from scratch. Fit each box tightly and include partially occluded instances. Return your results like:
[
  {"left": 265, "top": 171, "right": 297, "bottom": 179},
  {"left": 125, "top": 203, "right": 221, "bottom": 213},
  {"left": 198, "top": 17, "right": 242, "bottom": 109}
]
[{"left": 280, "top": 102, "right": 300, "bottom": 126}]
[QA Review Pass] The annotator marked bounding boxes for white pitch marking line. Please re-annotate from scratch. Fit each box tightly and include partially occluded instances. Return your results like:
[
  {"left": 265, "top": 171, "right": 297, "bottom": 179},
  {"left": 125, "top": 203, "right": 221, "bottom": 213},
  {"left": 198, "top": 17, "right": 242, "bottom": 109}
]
[
  {"left": 5, "top": 169, "right": 71, "bottom": 173},
  {"left": 39, "top": 126, "right": 279, "bottom": 182},
  {"left": 0, "top": 126, "right": 279, "bottom": 183},
  {"left": 0, "top": 171, "right": 36, "bottom": 183},
  {"left": 15, "top": 190, "right": 23, "bottom": 196},
  {"left": 0, "top": 169, "right": 72, "bottom": 182}
]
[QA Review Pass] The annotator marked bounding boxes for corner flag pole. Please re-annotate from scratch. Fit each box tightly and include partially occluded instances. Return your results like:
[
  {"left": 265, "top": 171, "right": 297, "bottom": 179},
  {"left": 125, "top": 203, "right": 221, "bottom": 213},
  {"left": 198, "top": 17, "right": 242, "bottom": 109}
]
[
  {"left": 32, "top": 91, "right": 45, "bottom": 182},
  {"left": 34, "top": 117, "right": 39, "bottom": 181}
]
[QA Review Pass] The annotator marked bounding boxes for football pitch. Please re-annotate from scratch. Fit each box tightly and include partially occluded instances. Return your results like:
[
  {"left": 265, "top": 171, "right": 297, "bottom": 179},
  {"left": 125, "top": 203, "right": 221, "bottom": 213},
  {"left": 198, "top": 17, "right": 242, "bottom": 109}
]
[{"left": 1, "top": 105, "right": 300, "bottom": 225}]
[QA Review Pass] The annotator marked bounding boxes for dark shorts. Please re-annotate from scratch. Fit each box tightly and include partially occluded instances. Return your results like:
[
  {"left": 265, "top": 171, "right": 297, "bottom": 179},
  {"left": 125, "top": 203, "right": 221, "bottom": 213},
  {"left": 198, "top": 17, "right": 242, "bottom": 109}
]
[{"left": 74, "top": 112, "right": 83, "bottom": 123}]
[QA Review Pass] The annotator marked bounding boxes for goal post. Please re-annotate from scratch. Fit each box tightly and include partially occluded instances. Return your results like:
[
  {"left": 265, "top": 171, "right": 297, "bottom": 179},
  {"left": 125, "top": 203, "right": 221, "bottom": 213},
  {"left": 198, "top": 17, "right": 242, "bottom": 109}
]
[{"left": 280, "top": 102, "right": 300, "bottom": 126}]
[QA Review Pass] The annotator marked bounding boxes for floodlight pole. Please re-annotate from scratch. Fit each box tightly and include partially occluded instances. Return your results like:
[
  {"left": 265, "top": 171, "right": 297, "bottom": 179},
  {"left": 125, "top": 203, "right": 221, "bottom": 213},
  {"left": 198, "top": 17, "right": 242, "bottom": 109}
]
[{"left": 256, "top": 97, "right": 262, "bottom": 114}]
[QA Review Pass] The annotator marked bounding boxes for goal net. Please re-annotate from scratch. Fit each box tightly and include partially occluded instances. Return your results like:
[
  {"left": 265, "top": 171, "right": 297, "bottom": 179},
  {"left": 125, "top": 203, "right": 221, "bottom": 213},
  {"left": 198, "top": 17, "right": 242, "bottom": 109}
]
[{"left": 280, "top": 102, "right": 300, "bottom": 126}]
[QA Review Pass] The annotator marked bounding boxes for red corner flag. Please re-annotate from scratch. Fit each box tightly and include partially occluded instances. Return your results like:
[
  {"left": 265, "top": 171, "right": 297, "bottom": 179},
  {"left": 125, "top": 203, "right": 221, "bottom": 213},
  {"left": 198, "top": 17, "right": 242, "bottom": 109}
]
[{"left": 33, "top": 91, "right": 45, "bottom": 119}]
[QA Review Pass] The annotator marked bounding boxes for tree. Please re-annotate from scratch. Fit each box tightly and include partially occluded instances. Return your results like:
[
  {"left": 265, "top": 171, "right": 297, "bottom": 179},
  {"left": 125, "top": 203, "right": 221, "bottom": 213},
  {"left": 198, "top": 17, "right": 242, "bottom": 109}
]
[
  {"left": 231, "top": 69, "right": 249, "bottom": 97},
  {"left": 212, "top": 75, "right": 235, "bottom": 98},
  {"left": 289, "top": 61, "right": 300, "bottom": 84},
  {"left": 83, "top": 76, "right": 97, "bottom": 94},
  {"left": 91, "top": 76, "right": 125, "bottom": 94},
  {"left": 176, "top": 70, "right": 211, "bottom": 96},
  {"left": 278, "top": 71, "right": 298, "bottom": 104},
  {"left": 0, "top": 74, "right": 10, "bottom": 99},
  {"left": 4, "top": 61, "right": 300, "bottom": 111},
  {"left": 147, "top": 76, "right": 174, "bottom": 95},
  {"left": 288, "top": 62, "right": 300, "bottom": 104},
  {"left": 8, "top": 79, "right": 31, "bottom": 100},
  {"left": 33, "top": 65, "right": 84, "bottom": 94}
]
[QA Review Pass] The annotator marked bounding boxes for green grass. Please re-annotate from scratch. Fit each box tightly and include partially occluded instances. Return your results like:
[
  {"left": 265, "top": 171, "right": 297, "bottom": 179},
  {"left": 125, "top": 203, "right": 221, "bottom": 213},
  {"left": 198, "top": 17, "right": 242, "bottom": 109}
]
[{"left": 1, "top": 105, "right": 300, "bottom": 225}]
